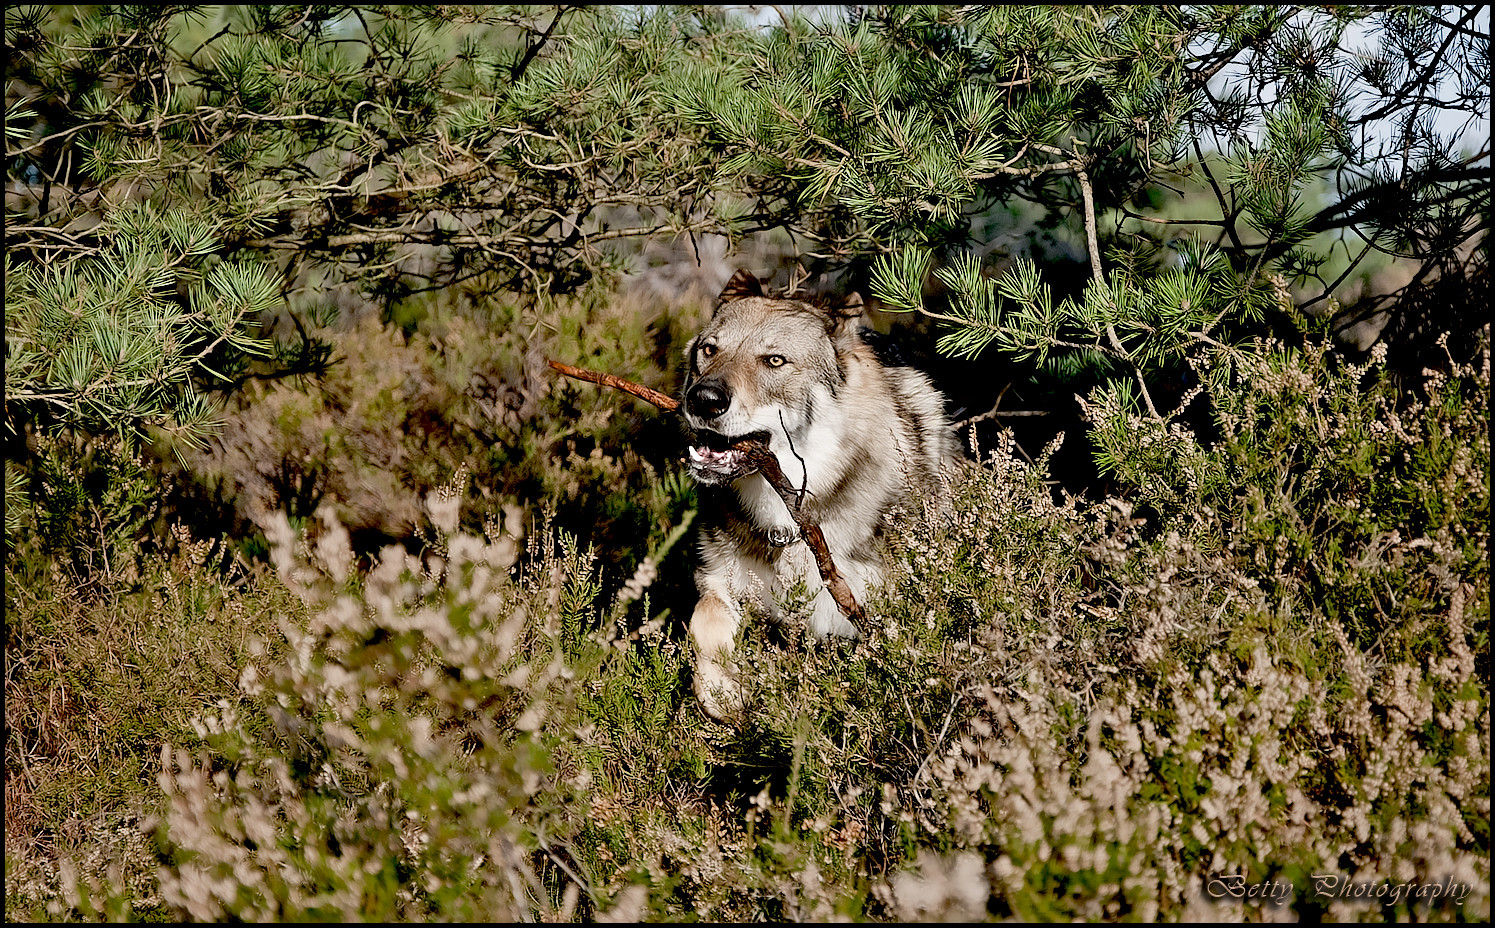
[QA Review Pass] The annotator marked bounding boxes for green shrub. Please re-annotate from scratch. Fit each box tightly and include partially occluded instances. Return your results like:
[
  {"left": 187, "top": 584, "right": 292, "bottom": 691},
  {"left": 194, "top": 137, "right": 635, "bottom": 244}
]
[
  {"left": 186, "top": 282, "right": 702, "bottom": 583},
  {"left": 8, "top": 433, "right": 163, "bottom": 592},
  {"left": 3, "top": 529, "right": 300, "bottom": 921},
  {"left": 8, "top": 325, "right": 1487, "bottom": 922}
]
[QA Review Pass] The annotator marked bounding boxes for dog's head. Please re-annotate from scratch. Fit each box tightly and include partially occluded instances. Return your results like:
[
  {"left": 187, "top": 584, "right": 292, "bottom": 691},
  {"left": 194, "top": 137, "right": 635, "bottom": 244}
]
[{"left": 682, "top": 269, "right": 864, "bottom": 484}]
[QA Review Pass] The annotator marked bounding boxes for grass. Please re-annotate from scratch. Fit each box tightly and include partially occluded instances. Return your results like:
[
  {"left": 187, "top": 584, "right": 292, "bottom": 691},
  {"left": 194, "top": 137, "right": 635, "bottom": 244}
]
[{"left": 4, "top": 529, "right": 302, "bottom": 920}]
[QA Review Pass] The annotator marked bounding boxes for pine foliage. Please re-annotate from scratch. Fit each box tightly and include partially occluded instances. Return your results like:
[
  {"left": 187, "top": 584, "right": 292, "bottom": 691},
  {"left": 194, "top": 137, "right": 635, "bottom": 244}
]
[{"left": 682, "top": 5, "right": 1488, "bottom": 454}]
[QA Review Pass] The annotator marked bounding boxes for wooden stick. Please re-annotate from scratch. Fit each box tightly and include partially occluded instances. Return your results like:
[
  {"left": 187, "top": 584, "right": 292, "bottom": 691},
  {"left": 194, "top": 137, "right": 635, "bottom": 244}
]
[
  {"left": 737, "top": 444, "right": 867, "bottom": 629},
  {"left": 547, "top": 359, "right": 865, "bottom": 629},
  {"left": 547, "top": 359, "right": 680, "bottom": 413}
]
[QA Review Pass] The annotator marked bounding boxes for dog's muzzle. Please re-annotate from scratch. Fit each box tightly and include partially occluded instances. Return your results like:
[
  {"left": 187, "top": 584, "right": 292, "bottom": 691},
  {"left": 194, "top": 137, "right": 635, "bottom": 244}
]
[{"left": 684, "top": 378, "right": 758, "bottom": 483}]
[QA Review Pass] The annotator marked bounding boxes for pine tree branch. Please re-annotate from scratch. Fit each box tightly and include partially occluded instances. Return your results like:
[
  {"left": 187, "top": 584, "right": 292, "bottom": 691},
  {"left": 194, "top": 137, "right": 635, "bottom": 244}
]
[
  {"left": 1072, "top": 156, "right": 1105, "bottom": 289},
  {"left": 1358, "top": 6, "right": 1480, "bottom": 122},
  {"left": 1068, "top": 148, "right": 1162, "bottom": 421},
  {"left": 509, "top": 6, "right": 573, "bottom": 82}
]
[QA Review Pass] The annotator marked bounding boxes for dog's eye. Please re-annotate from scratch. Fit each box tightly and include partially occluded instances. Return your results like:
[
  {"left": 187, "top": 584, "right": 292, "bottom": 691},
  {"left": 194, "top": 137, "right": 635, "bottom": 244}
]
[
  {"left": 700, "top": 344, "right": 716, "bottom": 358},
  {"left": 763, "top": 355, "right": 787, "bottom": 368}
]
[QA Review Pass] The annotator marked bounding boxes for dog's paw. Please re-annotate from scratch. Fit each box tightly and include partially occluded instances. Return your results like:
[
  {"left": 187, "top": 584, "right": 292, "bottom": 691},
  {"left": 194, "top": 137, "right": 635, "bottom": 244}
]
[{"left": 694, "top": 659, "right": 743, "bottom": 721}]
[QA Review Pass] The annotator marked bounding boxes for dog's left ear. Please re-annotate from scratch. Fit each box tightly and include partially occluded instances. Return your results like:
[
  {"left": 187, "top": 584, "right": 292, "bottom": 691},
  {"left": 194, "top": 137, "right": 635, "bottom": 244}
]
[
  {"left": 824, "top": 291, "right": 864, "bottom": 339},
  {"left": 829, "top": 291, "right": 864, "bottom": 317}
]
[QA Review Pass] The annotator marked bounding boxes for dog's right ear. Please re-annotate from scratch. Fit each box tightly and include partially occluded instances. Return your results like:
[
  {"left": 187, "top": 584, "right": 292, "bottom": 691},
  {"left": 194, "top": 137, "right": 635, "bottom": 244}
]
[{"left": 718, "top": 269, "right": 764, "bottom": 304}]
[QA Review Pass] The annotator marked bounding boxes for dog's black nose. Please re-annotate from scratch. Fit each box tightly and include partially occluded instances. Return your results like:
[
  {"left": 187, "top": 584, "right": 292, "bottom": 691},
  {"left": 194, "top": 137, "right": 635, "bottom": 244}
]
[{"left": 686, "top": 381, "right": 731, "bottom": 420}]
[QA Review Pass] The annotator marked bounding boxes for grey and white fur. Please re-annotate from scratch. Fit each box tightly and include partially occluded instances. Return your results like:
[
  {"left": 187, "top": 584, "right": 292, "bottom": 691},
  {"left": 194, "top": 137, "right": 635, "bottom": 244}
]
[{"left": 682, "top": 269, "right": 955, "bottom": 719}]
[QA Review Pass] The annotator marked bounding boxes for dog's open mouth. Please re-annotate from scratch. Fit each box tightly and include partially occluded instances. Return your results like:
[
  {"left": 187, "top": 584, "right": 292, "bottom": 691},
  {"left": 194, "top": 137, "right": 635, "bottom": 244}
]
[{"left": 686, "top": 430, "right": 765, "bottom": 483}]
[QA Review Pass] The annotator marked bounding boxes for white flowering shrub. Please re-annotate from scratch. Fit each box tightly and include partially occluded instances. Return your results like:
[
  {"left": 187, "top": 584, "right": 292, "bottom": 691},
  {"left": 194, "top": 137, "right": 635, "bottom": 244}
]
[
  {"left": 150, "top": 499, "right": 600, "bottom": 921},
  {"left": 8, "top": 330, "right": 1487, "bottom": 922}
]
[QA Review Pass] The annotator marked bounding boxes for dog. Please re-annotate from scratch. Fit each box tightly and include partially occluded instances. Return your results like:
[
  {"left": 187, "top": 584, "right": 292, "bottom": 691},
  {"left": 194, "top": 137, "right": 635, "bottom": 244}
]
[{"left": 682, "top": 269, "right": 956, "bottom": 719}]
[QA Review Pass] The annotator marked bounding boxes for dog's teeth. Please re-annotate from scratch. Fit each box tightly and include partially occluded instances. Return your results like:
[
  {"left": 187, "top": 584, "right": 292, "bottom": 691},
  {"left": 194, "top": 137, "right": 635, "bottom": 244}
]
[{"left": 688, "top": 446, "right": 705, "bottom": 462}]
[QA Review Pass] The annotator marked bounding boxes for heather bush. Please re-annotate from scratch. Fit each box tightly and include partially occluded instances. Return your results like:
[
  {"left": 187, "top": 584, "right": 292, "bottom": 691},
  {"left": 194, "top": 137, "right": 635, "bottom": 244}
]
[
  {"left": 187, "top": 282, "right": 703, "bottom": 580},
  {"left": 3, "top": 526, "right": 301, "bottom": 921},
  {"left": 877, "top": 333, "right": 1489, "bottom": 921},
  {"left": 149, "top": 499, "right": 569, "bottom": 920},
  {"left": 9, "top": 324, "right": 1487, "bottom": 921}
]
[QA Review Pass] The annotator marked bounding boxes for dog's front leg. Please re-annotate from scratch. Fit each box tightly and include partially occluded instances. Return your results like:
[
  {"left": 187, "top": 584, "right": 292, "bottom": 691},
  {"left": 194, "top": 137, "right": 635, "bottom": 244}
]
[{"left": 690, "top": 591, "right": 744, "bottom": 720}]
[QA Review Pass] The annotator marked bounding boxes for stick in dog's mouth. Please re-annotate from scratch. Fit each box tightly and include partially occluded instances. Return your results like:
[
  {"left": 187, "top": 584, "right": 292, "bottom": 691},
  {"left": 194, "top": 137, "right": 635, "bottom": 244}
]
[
  {"left": 546, "top": 359, "right": 865, "bottom": 629},
  {"left": 686, "top": 429, "right": 770, "bottom": 483}
]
